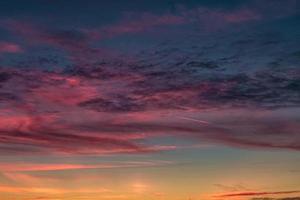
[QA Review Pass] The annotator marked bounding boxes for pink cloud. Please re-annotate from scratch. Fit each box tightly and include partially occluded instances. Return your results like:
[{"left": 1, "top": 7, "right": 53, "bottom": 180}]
[
  {"left": 0, "top": 6, "right": 264, "bottom": 69},
  {"left": 223, "top": 9, "right": 261, "bottom": 23},
  {"left": 85, "top": 8, "right": 261, "bottom": 39},
  {"left": 0, "top": 66, "right": 299, "bottom": 155},
  {"left": 0, "top": 160, "right": 173, "bottom": 172},
  {"left": 100, "top": 13, "right": 186, "bottom": 37},
  {"left": 1, "top": 20, "right": 118, "bottom": 67},
  {"left": 0, "top": 7, "right": 261, "bottom": 51},
  {"left": 175, "top": 7, "right": 262, "bottom": 31},
  {"left": 0, "top": 41, "right": 22, "bottom": 53}
]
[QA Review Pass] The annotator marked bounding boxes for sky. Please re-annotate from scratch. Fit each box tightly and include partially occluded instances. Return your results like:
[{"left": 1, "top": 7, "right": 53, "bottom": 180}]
[{"left": 0, "top": 0, "right": 299, "bottom": 200}]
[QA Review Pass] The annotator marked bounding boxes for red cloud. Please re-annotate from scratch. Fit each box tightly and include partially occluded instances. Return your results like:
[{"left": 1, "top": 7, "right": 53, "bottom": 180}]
[{"left": 2, "top": 6, "right": 262, "bottom": 47}]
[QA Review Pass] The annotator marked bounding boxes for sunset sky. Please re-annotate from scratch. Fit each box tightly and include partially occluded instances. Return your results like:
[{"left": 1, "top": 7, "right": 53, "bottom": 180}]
[{"left": 0, "top": 0, "right": 299, "bottom": 200}]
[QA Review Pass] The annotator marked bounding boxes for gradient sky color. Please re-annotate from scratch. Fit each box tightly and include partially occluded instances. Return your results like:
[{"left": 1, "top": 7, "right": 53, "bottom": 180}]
[{"left": 0, "top": 1, "right": 300, "bottom": 200}]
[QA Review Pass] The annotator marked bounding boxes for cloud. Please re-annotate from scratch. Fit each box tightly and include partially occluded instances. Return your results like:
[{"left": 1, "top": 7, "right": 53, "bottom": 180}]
[
  {"left": 0, "top": 161, "right": 173, "bottom": 172},
  {"left": 0, "top": 0, "right": 299, "bottom": 155},
  {"left": 1, "top": 20, "right": 118, "bottom": 68},
  {"left": 89, "top": 12, "right": 186, "bottom": 39},
  {"left": 0, "top": 61, "right": 299, "bottom": 155},
  {"left": 83, "top": 7, "right": 262, "bottom": 40},
  {"left": 213, "top": 190, "right": 300, "bottom": 198},
  {"left": 83, "top": 0, "right": 299, "bottom": 38},
  {"left": 175, "top": 7, "right": 261, "bottom": 32},
  {"left": 0, "top": 41, "right": 22, "bottom": 54},
  {"left": 251, "top": 197, "right": 300, "bottom": 200},
  {"left": 0, "top": 185, "right": 109, "bottom": 194},
  {"left": 1, "top": 0, "right": 297, "bottom": 71}
]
